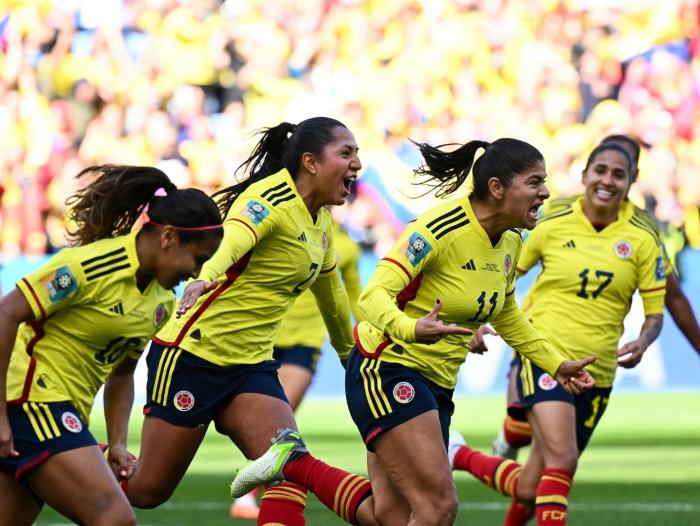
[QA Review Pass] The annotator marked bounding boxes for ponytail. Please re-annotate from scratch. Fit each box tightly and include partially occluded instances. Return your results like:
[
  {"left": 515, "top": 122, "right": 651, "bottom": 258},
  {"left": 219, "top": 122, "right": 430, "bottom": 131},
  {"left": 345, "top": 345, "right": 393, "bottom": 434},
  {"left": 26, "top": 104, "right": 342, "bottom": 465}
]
[
  {"left": 412, "top": 138, "right": 544, "bottom": 201},
  {"left": 214, "top": 116, "right": 347, "bottom": 216},
  {"left": 412, "top": 140, "right": 490, "bottom": 198},
  {"left": 66, "top": 165, "right": 222, "bottom": 246}
]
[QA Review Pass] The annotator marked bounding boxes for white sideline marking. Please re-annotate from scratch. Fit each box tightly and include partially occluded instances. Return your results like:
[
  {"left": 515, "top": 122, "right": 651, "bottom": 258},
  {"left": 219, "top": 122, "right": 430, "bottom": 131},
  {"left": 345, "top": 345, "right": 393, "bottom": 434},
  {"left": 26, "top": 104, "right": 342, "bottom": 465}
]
[{"left": 149, "top": 500, "right": 700, "bottom": 512}]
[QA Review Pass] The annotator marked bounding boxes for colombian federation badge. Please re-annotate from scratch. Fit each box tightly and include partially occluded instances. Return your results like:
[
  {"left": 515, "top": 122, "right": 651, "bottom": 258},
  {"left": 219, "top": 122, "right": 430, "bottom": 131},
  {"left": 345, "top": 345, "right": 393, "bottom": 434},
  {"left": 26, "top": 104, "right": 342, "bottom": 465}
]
[
  {"left": 153, "top": 303, "right": 167, "bottom": 327},
  {"left": 393, "top": 382, "right": 415, "bottom": 404},
  {"left": 174, "top": 390, "right": 195, "bottom": 411},
  {"left": 504, "top": 253, "right": 512, "bottom": 276},
  {"left": 537, "top": 373, "right": 558, "bottom": 391},
  {"left": 61, "top": 412, "right": 83, "bottom": 433},
  {"left": 614, "top": 240, "right": 633, "bottom": 259}
]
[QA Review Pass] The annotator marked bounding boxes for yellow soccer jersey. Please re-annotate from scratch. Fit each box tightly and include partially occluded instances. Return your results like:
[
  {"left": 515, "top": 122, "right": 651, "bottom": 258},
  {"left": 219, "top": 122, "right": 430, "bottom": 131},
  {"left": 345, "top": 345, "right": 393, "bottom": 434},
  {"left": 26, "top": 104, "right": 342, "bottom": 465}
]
[
  {"left": 154, "top": 169, "right": 354, "bottom": 365},
  {"left": 355, "top": 198, "right": 567, "bottom": 389},
  {"left": 276, "top": 223, "right": 363, "bottom": 349},
  {"left": 519, "top": 197, "right": 666, "bottom": 387},
  {"left": 8, "top": 232, "right": 174, "bottom": 423}
]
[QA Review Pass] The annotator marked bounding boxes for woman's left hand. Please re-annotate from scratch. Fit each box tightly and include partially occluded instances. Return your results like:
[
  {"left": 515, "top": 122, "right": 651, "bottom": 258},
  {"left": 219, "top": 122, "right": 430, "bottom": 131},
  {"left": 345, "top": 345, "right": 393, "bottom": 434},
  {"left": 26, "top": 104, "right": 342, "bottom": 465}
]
[
  {"left": 105, "top": 443, "right": 137, "bottom": 480},
  {"left": 554, "top": 355, "right": 596, "bottom": 395},
  {"left": 616, "top": 339, "right": 647, "bottom": 368}
]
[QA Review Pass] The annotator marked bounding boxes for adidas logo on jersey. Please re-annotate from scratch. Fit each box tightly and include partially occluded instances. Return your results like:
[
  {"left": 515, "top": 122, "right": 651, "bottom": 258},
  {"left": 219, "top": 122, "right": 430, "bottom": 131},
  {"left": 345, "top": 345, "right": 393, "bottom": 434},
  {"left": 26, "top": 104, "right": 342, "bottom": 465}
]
[
  {"left": 108, "top": 303, "right": 124, "bottom": 315},
  {"left": 461, "top": 259, "right": 476, "bottom": 270},
  {"left": 562, "top": 240, "right": 576, "bottom": 248},
  {"left": 297, "top": 232, "right": 307, "bottom": 242}
]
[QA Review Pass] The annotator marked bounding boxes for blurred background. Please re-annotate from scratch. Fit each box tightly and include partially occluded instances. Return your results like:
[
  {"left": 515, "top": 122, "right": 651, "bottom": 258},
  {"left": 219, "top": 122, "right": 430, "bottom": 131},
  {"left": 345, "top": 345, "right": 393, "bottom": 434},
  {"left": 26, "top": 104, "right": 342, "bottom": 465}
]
[{"left": 0, "top": 0, "right": 698, "bottom": 397}]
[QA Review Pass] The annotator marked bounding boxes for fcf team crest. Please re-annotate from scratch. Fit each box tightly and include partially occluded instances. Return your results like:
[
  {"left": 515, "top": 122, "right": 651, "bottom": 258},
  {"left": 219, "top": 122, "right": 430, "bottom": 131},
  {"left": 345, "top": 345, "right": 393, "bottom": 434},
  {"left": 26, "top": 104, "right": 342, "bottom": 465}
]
[
  {"left": 503, "top": 254, "right": 512, "bottom": 276},
  {"left": 174, "top": 390, "right": 195, "bottom": 411},
  {"left": 614, "top": 240, "right": 633, "bottom": 259},
  {"left": 538, "top": 373, "right": 558, "bottom": 391},
  {"left": 61, "top": 411, "right": 83, "bottom": 433},
  {"left": 153, "top": 303, "right": 167, "bottom": 327},
  {"left": 393, "top": 382, "right": 415, "bottom": 404}
]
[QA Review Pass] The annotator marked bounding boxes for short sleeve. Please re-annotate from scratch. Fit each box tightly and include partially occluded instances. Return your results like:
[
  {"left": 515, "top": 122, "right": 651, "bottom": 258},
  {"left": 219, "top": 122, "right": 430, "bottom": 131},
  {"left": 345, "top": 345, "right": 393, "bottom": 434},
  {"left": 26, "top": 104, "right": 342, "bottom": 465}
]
[{"left": 16, "top": 250, "right": 85, "bottom": 320}]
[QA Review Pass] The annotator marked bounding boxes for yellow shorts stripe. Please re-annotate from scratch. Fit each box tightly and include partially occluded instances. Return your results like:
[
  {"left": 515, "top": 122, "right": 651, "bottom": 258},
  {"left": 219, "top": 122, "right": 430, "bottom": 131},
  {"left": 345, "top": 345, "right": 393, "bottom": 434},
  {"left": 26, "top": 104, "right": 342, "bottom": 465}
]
[
  {"left": 371, "top": 363, "right": 392, "bottom": 414},
  {"left": 360, "top": 359, "right": 382, "bottom": 418},
  {"left": 161, "top": 348, "right": 182, "bottom": 405},
  {"left": 521, "top": 357, "right": 534, "bottom": 397},
  {"left": 23, "top": 403, "right": 46, "bottom": 441},
  {"left": 152, "top": 347, "right": 173, "bottom": 403},
  {"left": 36, "top": 403, "right": 61, "bottom": 438},
  {"left": 30, "top": 402, "right": 57, "bottom": 440}
]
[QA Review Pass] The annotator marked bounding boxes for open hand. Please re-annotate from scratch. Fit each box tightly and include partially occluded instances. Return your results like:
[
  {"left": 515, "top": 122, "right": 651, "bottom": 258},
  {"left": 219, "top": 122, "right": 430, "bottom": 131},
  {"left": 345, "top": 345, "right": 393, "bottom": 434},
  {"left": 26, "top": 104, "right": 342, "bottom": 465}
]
[
  {"left": 176, "top": 280, "right": 219, "bottom": 318},
  {"left": 616, "top": 339, "right": 646, "bottom": 368}
]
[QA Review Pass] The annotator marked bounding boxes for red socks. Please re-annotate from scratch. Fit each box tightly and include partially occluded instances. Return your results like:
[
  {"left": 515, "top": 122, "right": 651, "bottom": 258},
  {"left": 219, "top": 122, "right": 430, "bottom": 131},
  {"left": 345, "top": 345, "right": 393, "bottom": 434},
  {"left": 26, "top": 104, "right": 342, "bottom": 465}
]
[
  {"left": 504, "top": 415, "right": 532, "bottom": 449},
  {"left": 258, "top": 482, "right": 307, "bottom": 526},
  {"left": 535, "top": 468, "right": 573, "bottom": 525},
  {"left": 282, "top": 453, "right": 372, "bottom": 524},
  {"left": 504, "top": 497, "right": 534, "bottom": 526},
  {"left": 453, "top": 445, "right": 521, "bottom": 497}
]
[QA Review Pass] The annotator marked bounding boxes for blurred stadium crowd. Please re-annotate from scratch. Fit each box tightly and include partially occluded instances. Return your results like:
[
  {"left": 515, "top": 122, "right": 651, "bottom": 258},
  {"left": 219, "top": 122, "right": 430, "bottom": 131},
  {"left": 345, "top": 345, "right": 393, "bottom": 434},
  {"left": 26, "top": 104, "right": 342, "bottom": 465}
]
[{"left": 0, "top": 0, "right": 699, "bottom": 268}]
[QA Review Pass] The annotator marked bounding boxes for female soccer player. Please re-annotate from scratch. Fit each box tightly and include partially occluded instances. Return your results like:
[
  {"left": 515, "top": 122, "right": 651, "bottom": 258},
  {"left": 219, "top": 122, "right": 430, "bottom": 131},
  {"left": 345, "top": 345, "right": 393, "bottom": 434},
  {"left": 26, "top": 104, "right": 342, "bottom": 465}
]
[
  {"left": 0, "top": 165, "right": 222, "bottom": 526},
  {"left": 122, "top": 117, "right": 387, "bottom": 526},
  {"left": 229, "top": 220, "right": 363, "bottom": 519},
  {"left": 450, "top": 142, "right": 667, "bottom": 525},
  {"left": 231, "top": 137, "right": 597, "bottom": 525},
  {"left": 489, "top": 134, "right": 700, "bottom": 460}
]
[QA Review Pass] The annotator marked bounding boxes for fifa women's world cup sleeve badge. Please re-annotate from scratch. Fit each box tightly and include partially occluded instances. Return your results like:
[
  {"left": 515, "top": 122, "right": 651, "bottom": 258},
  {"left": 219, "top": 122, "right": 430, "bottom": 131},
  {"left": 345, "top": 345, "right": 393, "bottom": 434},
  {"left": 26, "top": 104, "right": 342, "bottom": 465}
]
[
  {"left": 42, "top": 265, "right": 79, "bottom": 304},
  {"left": 404, "top": 232, "right": 433, "bottom": 267}
]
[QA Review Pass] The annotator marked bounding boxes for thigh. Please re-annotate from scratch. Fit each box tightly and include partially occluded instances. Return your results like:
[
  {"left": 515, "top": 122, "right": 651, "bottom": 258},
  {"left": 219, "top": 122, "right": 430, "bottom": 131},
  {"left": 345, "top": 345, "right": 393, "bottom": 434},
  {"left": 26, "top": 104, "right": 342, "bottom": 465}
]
[
  {"left": 277, "top": 364, "right": 313, "bottom": 412},
  {"left": 365, "top": 451, "right": 410, "bottom": 526},
  {"left": 216, "top": 393, "right": 297, "bottom": 459},
  {"left": 127, "top": 415, "right": 208, "bottom": 506},
  {"left": 26, "top": 445, "right": 134, "bottom": 525},
  {"left": 0, "top": 470, "right": 42, "bottom": 526},
  {"left": 372, "top": 410, "right": 455, "bottom": 512},
  {"left": 528, "top": 401, "right": 578, "bottom": 467}
]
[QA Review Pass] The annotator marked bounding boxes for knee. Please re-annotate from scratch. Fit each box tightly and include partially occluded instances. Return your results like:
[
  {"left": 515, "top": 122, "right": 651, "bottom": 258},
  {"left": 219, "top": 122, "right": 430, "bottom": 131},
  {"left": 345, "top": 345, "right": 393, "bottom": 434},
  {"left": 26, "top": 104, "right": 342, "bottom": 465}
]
[
  {"left": 127, "top": 486, "right": 173, "bottom": 509},
  {"left": 413, "top": 490, "right": 458, "bottom": 526},
  {"left": 550, "top": 449, "right": 578, "bottom": 474}
]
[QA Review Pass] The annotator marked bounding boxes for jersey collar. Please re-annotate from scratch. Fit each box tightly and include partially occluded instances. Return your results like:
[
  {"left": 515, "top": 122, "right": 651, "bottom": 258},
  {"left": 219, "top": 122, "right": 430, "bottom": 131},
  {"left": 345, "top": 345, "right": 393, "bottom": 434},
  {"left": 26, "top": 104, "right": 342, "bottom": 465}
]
[
  {"left": 462, "top": 197, "right": 506, "bottom": 249},
  {"left": 573, "top": 196, "right": 634, "bottom": 233}
]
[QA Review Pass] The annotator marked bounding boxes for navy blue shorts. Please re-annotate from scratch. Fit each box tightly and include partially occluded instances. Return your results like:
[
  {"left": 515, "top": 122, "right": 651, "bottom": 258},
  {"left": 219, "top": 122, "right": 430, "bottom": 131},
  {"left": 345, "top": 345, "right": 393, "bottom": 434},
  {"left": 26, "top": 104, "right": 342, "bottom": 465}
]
[
  {"left": 0, "top": 401, "right": 96, "bottom": 480},
  {"left": 144, "top": 342, "right": 288, "bottom": 428},
  {"left": 345, "top": 346, "right": 454, "bottom": 452},
  {"left": 273, "top": 345, "right": 321, "bottom": 373},
  {"left": 508, "top": 355, "right": 612, "bottom": 452}
]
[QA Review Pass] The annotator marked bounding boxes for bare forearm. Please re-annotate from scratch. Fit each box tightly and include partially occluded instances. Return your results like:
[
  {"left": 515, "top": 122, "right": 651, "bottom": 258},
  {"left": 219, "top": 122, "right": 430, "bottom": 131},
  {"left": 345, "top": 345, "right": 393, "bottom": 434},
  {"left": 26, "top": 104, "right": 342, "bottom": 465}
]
[
  {"left": 666, "top": 291, "right": 700, "bottom": 353},
  {"left": 104, "top": 372, "right": 134, "bottom": 447},
  {"left": 639, "top": 314, "right": 663, "bottom": 348}
]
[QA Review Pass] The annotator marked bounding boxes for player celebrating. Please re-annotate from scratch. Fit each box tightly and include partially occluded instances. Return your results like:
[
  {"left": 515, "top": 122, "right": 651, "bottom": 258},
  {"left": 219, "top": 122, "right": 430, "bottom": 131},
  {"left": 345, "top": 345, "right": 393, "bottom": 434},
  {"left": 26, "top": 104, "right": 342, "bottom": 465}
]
[
  {"left": 229, "top": 219, "right": 363, "bottom": 520},
  {"left": 450, "top": 142, "right": 667, "bottom": 525},
  {"left": 0, "top": 165, "right": 222, "bottom": 525},
  {"left": 489, "top": 134, "right": 700, "bottom": 460},
  {"left": 121, "top": 117, "right": 387, "bottom": 526},
  {"left": 231, "top": 137, "right": 596, "bottom": 525}
]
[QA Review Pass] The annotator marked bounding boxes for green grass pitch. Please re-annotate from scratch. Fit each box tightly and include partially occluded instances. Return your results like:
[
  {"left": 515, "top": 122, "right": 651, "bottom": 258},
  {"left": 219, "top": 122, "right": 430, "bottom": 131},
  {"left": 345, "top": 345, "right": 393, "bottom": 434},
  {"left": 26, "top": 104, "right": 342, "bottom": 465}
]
[{"left": 35, "top": 392, "right": 700, "bottom": 525}]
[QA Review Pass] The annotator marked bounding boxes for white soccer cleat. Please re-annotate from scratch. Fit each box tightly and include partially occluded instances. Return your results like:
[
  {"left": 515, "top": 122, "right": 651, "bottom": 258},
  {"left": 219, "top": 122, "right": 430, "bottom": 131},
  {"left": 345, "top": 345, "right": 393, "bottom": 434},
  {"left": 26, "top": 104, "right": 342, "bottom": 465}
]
[
  {"left": 447, "top": 429, "right": 466, "bottom": 469},
  {"left": 230, "top": 428, "right": 308, "bottom": 498},
  {"left": 491, "top": 429, "right": 519, "bottom": 460}
]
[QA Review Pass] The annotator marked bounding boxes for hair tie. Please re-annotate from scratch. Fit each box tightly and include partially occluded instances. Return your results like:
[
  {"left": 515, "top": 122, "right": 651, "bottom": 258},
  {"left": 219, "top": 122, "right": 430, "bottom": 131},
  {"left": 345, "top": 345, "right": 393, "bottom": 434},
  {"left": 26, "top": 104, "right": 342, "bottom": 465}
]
[{"left": 154, "top": 187, "right": 168, "bottom": 197}]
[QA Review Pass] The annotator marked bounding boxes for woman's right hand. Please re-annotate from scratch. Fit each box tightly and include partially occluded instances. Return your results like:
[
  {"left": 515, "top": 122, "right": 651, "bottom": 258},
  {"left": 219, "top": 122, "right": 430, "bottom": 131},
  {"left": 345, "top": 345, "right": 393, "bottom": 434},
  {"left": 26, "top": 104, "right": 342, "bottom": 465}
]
[
  {"left": 176, "top": 280, "right": 219, "bottom": 318},
  {"left": 0, "top": 411, "right": 19, "bottom": 458},
  {"left": 415, "top": 299, "right": 473, "bottom": 343}
]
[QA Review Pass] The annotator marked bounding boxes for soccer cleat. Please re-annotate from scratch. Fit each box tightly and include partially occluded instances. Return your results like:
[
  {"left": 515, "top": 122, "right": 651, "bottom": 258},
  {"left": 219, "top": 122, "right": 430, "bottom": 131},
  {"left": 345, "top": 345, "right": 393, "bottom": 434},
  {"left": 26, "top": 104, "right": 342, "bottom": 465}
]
[
  {"left": 491, "top": 430, "right": 519, "bottom": 460},
  {"left": 229, "top": 492, "right": 260, "bottom": 519},
  {"left": 447, "top": 429, "right": 466, "bottom": 469},
  {"left": 230, "top": 428, "right": 308, "bottom": 498}
]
